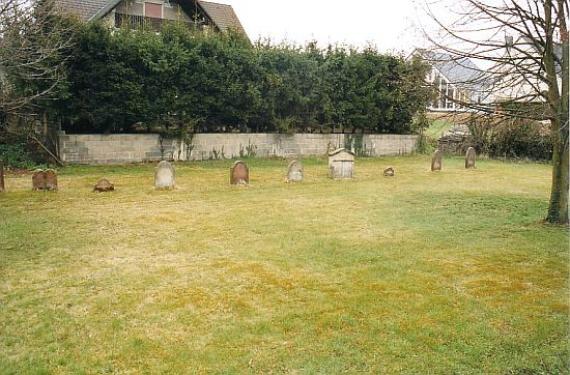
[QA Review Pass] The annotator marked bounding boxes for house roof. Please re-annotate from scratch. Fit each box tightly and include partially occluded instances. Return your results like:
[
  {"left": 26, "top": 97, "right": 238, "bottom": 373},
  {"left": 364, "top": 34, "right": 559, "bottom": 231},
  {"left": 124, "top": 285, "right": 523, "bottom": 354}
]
[
  {"left": 418, "top": 49, "right": 487, "bottom": 87},
  {"left": 197, "top": 1, "right": 246, "bottom": 34},
  {"left": 56, "top": 0, "right": 110, "bottom": 21},
  {"left": 56, "top": 0, "right": 246, "bottom": 34}
]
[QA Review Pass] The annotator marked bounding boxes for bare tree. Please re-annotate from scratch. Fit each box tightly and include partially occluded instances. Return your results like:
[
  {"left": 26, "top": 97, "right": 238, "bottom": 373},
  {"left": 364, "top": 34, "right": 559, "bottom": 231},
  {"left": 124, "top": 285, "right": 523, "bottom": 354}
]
[
  {"left": 419, "top": 0, "right": 569, "bottom": 224},
  {"left": 0, "top": 0, "right": 72, "bottom": 118}
]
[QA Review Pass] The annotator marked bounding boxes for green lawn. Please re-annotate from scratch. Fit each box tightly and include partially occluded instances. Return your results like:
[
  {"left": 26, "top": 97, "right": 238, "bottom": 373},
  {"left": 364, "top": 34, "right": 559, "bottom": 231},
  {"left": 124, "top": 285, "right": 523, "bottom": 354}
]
[{"left": 0, "top": 156, "right": 568, "bottom": 374}]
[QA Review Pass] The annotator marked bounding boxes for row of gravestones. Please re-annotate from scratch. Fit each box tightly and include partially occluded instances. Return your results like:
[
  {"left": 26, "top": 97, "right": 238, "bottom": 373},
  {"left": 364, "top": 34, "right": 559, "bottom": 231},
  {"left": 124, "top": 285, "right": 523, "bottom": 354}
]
[
  {"left": 0, "top": 147, "right": 477, "bottom": 193},
  {"left": 431, "top": 146, "right": 477, "bottom": 171}
]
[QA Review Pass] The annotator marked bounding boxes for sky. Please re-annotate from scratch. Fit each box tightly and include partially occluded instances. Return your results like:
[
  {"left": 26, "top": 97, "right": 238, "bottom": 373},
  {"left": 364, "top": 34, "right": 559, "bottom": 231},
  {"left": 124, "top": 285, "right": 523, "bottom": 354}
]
[{"left": 220, "top": 0, "right": 428, "bottom": 53}]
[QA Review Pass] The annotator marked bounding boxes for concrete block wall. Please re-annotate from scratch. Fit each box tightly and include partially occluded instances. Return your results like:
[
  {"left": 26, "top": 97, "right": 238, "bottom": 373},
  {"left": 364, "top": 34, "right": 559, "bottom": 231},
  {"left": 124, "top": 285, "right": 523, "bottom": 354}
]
[{"left": 59, "top": 132, "right": 419, "bottom": 164}]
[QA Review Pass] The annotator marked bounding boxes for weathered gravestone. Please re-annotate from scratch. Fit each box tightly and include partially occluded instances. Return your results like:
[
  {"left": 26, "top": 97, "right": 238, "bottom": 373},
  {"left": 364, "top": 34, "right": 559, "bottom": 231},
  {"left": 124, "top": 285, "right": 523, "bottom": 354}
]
[
  {"left": 32, "top": 169, "right": 58, "bottom": 191},
  {"left": 230, "top": 161, "right": 249, "bottom": 185},
  {"left": 0, "top": 162, "right": 4, "bottom": 193},
  {"left": 383, "top": 167, "right": 395, "bottom": 177},
  {"left": 465, "top": 147, "right": 476, "bottom": 169},
  {"left": 286, "top": 160, "right": 304, "bottom": 183},
  {"left": 431, "top": 149, "right": 443, "bottom": 171},
  {"left": 155, "top": 161, "right": 175, "bottom": 190},
  {"left": 94, "top": 178, "right": 115, "bottom": 192},
  {"left": 329, "top": 148, "right": 355, "bottom": 179}
]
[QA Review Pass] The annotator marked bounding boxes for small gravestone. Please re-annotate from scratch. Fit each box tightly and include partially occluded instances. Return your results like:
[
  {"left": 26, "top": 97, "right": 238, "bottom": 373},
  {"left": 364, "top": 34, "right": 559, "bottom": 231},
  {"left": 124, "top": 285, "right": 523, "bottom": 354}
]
[
  {"left": 328, "top": 148, "right": 355, "bottom": 179},
  {"left": 155, "top": 161, "right": 175, "bottom": 190},
  {"left": 465, "top": 147, "right": 476, "bottom": 169},
  {"left": 230, "top": 160, "right": 249, "bottom": 185},
  {"left": 383, "top": 167, "right": 395, "bottom": 177},
  {"left": 0, "top": 162, "right": 4, "bottom": 193},
  {"left": 286, "top": 160, "right": 303, "bottom": 183},
  {"left": 431, "top": 149, "right": 443, "bottom": 171},
  {"left": 94, "top": 178, "right": 114, "bottom": 192},
  {"left": 44, "top": 170, "right": 58, "bottom": 191},
  {"left": 32, "top": 169, "right": 58, "bottom": 191}
]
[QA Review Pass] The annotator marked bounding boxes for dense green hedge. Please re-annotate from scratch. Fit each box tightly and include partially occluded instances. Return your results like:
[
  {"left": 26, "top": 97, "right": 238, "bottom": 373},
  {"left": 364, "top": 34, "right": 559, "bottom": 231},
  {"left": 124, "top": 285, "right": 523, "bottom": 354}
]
[{"left": 50, "top": 22, "right": 431, "bottom": 134}]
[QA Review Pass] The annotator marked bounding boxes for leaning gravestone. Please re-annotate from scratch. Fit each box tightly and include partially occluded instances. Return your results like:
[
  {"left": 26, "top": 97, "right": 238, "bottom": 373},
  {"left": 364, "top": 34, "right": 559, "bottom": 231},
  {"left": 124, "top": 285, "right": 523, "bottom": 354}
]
[
  {"left": 230, "top": 161, "right": 249, "bottom": 185},
  {"left": 465, "top": 147, "right": 476, "bottom": 169},
  {"left": 32, "top": 169, "right": 58, "bottom": 191},
  {"left": 431, "top": 149, "right": 443, "bottom": 171},
  {"left": 328, "top": 148, "right": 355, "bottom": 179},
  {"left": 0, "top": 162, "right": 4, "bottom": 193},
  {"left": 287, "top": 160, "right": 304, "bottom": 182},
  {"left": 94, "top": 178, "right": 115, "bottom": 192},
  {"left": 155, "top": 161, "right": 175, "bottom": 190}
]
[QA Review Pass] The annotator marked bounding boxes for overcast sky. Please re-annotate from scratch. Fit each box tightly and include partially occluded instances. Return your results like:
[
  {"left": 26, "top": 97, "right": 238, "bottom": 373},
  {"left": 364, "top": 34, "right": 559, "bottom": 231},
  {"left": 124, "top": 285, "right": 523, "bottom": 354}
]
[{"left": 221, "top": 0, "right": 428, "bottom": 53}]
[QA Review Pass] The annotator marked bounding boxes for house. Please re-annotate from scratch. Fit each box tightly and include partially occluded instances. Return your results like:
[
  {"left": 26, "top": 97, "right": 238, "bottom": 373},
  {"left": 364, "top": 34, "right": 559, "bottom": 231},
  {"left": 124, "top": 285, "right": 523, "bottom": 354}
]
[
  {"left": 492, "top": 35, "right": 563, "bottom": 104},
  {"left": 56, "top": 0, "right": 247, "bottom": 35},
  {"left": 412, "top": 49, "right": 492, "bottom": 112}
]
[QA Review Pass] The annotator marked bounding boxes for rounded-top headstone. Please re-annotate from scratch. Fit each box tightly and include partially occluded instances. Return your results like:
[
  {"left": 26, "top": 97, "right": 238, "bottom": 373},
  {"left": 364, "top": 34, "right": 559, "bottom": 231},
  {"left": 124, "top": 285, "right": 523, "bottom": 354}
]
[
  {"left": 230, "top": 161, "right": 249, "bottom": 185},
  {"left": 44, "top": 169, "right": 58, "bottom": 191},
  {"left": 287, "top": 160, "right": 304, "bottom": 182},
  {"left": 155, "top": 161, "right": 175, "bottom": 190},
  {"left": 94, "top": 178, "right": 115, "bottom": 192},
  {"left": 431, "top": 149, "right": 443, "bottom": 171},
  {"left": 465, "top": 147, "right": 476, "bottom": 169}
]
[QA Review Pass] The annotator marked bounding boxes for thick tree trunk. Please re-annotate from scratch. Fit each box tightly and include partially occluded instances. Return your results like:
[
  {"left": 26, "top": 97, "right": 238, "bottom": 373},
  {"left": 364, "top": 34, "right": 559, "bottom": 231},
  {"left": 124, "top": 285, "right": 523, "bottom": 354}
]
[{"left": 546, "top": 124, "right": 569, "bottom": 224}]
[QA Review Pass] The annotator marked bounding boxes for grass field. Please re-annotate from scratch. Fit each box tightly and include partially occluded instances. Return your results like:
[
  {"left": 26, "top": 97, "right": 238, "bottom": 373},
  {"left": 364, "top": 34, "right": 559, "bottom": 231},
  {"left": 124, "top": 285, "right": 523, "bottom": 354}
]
[{"left": 0, "top": 156, "right": 568, "bottom": 374}]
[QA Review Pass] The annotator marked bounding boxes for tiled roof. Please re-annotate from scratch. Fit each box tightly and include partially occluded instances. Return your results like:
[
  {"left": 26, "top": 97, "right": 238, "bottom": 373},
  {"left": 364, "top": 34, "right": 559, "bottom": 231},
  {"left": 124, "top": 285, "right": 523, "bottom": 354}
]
[
  {"left": 197, "top": 1, "right": 246, "bottom": 34},
  {"left": 56, "top": 0, "right": 111, "bottom": 21}
]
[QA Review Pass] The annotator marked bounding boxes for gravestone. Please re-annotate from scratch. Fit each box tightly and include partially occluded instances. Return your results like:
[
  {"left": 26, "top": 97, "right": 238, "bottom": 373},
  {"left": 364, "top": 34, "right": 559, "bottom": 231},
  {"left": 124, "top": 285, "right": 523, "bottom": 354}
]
[
  {"left": 44, "top": 170, "right": 58, "bottom": 191},
  {"left": 383, "top": 167, "right": 395, "bottom": 177},
  {"left": 230, "top": 161, "right": 249, "bottom": 185},
  {"left": 431, "top": 149, "right": 443, "bottom": 171},
  {"left": 287, "top": 160, "right": 304, "bottom": 182},
  {"left": 0, "top": 162, "right": 4, "bottom": 193},
  {"left": 465, "top": 147, "right": 476, "bottom": 169},
  {"left": 328, "top": 148, "right": 355, "bottom": 179},
  {"left": 94, "top": 178, "right": 115, "bottom": 192},
  {"left": 32, "top": 169, "right": 58, "bottom": 191},
  {"left": 155, "top": 161, "right": 175, "bottom": 189},
  {"left": 32, "top": 170, "right": 45, "bottom": 190}
]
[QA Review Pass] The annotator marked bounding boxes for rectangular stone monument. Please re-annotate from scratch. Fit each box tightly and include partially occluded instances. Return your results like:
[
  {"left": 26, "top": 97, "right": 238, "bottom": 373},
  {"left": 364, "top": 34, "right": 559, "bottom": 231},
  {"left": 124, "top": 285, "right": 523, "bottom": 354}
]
[
  {"left": 431, "top": 149, "right": 443, "bottom": 171},
  {"left": 328, "top": 148, "right": 355, "bottom": 179},
  {"left": 465, "top": 147, "right": 476, "bottom": 169}
]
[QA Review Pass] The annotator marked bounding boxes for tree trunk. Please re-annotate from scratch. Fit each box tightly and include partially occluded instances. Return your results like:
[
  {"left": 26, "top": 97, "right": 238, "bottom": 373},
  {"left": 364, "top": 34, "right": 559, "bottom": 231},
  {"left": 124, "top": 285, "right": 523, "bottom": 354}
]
[
  {"left": 0, "top": 162, "right": 4, "bottom": 193},
  {"left": 546, "top": 122, "right": 569, "bottom": 224}
]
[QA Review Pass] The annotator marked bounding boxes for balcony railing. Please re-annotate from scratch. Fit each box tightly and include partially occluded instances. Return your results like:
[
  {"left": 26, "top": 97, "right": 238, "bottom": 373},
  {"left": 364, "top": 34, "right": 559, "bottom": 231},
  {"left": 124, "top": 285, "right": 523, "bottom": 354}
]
[{"left": 114, "top": 13, "right": 193, "bottom": 31}]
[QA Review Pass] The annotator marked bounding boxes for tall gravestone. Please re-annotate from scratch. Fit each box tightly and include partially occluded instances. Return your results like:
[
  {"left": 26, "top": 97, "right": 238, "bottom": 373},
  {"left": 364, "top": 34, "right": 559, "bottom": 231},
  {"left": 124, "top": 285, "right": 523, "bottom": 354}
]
[
  {"left": 155, "top": 161, "right": 175, "bottom": 190},
  {"left": 431, "top": 149, "right": 443, "bottom": 171},
  {"left": 230, "top": 161, "right": 249, "bottom": 185},
  {"left": 465, "top": 147, "right": 476, "bottom": 169},
  {"left": 0, "top": 162, "right": 4, "bottom": 193},
  {"left": 287, "top": 160, "right": 304, "bottom": 182},
  {"left": 328, "top": 148, "right": 355, "bottom": 179}
]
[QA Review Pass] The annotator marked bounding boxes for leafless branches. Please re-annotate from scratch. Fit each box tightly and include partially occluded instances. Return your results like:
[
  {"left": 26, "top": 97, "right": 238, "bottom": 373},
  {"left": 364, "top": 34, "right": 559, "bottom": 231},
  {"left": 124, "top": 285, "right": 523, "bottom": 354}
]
[{"left": 0, "top": 0, "right": 74, "bottom": 117}]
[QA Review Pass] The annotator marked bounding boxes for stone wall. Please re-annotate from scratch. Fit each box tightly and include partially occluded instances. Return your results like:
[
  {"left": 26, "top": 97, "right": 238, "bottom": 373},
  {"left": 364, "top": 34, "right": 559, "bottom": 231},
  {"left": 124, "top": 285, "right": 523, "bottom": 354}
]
[{"left": 58, "top": 132, "right": 419, "bottom": 164}]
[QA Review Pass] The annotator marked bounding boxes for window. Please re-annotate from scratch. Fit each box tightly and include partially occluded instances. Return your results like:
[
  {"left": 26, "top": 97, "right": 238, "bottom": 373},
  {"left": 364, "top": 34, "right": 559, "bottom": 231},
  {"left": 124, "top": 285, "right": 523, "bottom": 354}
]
[{"left": 144, "top": 2, "right": 162, "bottom": 18}]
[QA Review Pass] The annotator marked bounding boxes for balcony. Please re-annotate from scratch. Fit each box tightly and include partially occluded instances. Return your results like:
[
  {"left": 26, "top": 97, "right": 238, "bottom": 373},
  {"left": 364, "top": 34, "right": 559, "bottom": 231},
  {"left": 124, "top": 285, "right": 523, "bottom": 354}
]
[{"left": 114, "top": 13, "right": 193, "bottom": 31}]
